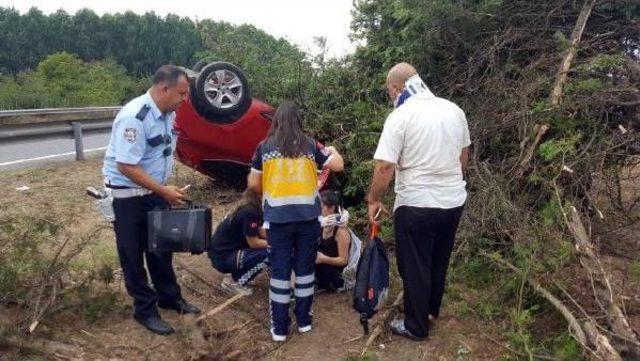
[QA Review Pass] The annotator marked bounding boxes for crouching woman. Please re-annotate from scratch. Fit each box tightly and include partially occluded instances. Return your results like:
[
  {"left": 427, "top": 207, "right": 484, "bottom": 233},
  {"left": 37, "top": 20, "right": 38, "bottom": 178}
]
[
  {"left": 208, "top": 189, "right": 268, "bottom": 295},
  {"left": 316, "top": 190, "right": 360, "bottom": 292}
]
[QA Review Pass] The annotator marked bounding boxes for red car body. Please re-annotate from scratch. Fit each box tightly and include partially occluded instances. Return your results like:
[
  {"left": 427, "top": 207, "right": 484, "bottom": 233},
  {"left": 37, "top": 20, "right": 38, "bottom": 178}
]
[{"left": 174, "top": 97, "right": 273, "bottom": 184}]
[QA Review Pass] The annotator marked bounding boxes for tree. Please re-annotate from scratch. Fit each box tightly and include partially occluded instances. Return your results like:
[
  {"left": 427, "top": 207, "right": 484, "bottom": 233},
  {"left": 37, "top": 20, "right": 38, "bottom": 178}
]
[
  {"left": 70, "top": 8, "right": 103, "bottom": 62},
  {"left": 0, "top": 52, "right": 140, "bottom": 109},
  {"left": 0, "top": 7, "right": 22, "bottom": 76},
  {"left": 0, "top": 7, "right": 202, "bottom": 76}
]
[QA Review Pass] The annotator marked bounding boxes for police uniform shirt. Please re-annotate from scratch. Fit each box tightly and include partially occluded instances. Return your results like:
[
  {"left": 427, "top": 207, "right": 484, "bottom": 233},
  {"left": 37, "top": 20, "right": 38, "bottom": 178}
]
[{"left": 103, "top": 92, "right": 177, "bottom": 188}]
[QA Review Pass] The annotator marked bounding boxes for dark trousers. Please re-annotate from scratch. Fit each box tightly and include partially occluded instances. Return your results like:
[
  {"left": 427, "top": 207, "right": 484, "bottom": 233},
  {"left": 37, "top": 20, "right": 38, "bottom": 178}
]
[
  {"left": 209, "top": 248, "right": 269, "bottom": 286},
  {"left": 113, "top": 194, "right": 182, "bottom": 319},
  {"left": 394, "top": 205, "right": 464, "bottom": 338},
  {"left": 267, "top": 219, "right": 320, "bottom": 336},
  {"left": 315, "top": 264, "right": 344, "bottom": 291}
]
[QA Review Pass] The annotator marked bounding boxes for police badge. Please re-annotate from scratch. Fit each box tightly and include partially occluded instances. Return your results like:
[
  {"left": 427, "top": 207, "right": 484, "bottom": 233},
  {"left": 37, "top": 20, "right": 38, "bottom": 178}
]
[{"left": 124, "top": 128, "right": 137, "bottom": 143}]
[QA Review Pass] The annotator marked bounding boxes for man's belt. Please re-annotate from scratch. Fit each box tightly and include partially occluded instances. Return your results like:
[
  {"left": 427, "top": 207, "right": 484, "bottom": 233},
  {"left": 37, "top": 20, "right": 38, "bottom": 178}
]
[
  {"left": 108, "top": 186, "right": 153, "bottom": 198},
  {"left": 105, "top": 179, "right": 154, "bottom": 198}
]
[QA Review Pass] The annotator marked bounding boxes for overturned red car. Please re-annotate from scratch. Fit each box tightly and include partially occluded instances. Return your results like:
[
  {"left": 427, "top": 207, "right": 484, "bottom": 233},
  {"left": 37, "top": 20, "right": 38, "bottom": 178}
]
[
  {"left": 174, "top": 61, "right": 329, "bottom": 187},
  {"left": 174, "top": 61, "right": 272, "bottom": 185}
]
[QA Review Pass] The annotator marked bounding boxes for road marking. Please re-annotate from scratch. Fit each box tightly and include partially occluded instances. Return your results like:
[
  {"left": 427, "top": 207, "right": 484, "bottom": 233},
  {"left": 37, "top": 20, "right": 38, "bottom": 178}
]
[{"left": 0, "top": 146, "right": 107, "bottom": 167}]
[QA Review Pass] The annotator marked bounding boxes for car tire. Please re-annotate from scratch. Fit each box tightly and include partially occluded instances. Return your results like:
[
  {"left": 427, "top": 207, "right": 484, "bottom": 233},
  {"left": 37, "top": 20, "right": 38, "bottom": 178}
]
[
  {"left": 190, "top": 62, "right": 252, "bottom": 124},
  {"left": 192, "top": 59, "right": 209, "bottom": 73}
]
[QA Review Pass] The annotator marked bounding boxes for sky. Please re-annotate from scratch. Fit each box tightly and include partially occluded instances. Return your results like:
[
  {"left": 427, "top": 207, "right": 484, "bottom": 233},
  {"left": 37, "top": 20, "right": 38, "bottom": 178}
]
[{"left": 0, "top": 0, "right": 358, "bottom": 58}]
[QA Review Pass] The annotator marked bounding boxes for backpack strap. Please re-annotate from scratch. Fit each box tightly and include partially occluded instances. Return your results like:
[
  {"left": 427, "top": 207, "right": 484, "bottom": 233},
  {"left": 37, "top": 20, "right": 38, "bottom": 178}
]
[{"left": 360, "top": 313, "right": 370, "bottom": 335}]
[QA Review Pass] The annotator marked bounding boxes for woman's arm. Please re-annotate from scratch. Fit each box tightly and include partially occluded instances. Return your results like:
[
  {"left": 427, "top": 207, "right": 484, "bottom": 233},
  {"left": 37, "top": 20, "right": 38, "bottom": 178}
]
[
  {"left": 246, "top": 235, "right": 268, "bottom": 249},
  {"left": 316, "top": 228, "right": 350, "bottom": 267},
  {"left": 322, "top": 146, "right": 344, "bottom": 172},
  {"left": 247, "top": 171, "right": 262, "bottom": 193}
]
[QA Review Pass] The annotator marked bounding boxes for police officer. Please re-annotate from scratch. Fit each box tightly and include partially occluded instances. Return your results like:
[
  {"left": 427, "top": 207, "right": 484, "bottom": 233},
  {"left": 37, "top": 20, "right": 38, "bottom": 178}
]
[{"left": 103, "top": 65, "right": 200, "bottom": 335}]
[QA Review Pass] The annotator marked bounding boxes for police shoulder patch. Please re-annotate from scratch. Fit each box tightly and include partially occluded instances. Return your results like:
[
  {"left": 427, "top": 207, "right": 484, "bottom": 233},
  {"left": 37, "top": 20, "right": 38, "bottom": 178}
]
[{"left": 124, "top": 128, "right": 137, "bottom": 143}]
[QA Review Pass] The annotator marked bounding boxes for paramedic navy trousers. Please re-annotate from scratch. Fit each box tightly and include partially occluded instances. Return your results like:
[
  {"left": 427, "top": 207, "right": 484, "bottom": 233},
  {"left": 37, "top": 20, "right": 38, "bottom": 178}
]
[
  {"left": 267, "top": 219, "right": 320, "bottom": 336},
  {"left": 209, "top": 248, "right": 269, "bottom": 286},
  {"left": 394, "top": 205, "right": 464, "bottom": 338}
]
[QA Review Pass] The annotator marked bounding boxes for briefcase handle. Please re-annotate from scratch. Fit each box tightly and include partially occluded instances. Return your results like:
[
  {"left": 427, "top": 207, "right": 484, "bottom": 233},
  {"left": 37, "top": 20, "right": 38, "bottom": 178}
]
[{"left": 170, "top": 199, "right": 195, "bottom": 209}]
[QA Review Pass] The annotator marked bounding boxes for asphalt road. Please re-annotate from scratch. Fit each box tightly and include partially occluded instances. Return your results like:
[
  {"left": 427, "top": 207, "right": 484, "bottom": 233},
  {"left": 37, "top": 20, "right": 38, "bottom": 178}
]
[{"left": 0, "top": 131, "right": 111, "bottom": 172}]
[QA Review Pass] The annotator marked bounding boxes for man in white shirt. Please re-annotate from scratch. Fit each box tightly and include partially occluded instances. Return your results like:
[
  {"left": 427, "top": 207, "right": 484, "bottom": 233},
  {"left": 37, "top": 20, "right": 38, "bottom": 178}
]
[{"left": 367, "top": 62, "right": 470, "bottom": 340}]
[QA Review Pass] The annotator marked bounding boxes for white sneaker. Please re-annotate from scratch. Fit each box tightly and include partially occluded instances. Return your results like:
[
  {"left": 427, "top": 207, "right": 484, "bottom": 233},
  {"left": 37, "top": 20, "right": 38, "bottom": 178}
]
[
  {"left": 221, "top": 275, "right": 253, "bottom": 296},
  {"left": 298, "top": 324, "right": 312, "bottom": 333},
  {"left": 270, "top": 328, "right": 286, "bottom": 342}
]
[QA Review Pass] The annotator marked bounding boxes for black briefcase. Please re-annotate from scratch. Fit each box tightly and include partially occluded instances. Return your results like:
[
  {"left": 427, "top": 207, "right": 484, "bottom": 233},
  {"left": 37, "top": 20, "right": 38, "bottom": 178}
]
[{"left": 147, "top": 203, "right": 212, "bottom": 253}]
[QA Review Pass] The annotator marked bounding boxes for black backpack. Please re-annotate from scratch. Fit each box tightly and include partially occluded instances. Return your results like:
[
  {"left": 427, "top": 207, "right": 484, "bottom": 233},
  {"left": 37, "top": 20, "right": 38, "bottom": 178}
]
[{"left": 352, "top": 224, "right": 390, "bottom": 334}]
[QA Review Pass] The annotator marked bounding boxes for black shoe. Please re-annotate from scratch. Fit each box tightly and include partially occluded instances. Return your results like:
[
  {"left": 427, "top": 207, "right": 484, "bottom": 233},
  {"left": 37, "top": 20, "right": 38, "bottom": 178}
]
[
  {"left": 134, "top": 315, "right": 174, "bottom": 335},
  {"left": 389, "top": 319, "right": 426, "bottom": 341},
  {"left": 158, "top": 299, "right": 201, "bottom": 315}
]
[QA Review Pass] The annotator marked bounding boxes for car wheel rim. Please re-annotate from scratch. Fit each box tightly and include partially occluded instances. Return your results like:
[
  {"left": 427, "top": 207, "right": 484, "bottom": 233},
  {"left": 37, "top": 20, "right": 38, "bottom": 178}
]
[{"left": 203, "top": 69, "right": 243, "bottom": 109}]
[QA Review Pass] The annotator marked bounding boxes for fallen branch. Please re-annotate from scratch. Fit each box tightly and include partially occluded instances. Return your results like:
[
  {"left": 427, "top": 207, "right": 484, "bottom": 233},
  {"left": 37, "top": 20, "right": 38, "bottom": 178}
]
[
  {"left": 361, "top": 291, "right": 404, "bottom": 356},
  {"left": 584, "top": 321, "right": 623, "bottom": 361},
  {"left": 343, "top": 335, "right": 364, "bottom": 344},
  {"left": 175, "top": 259, "right": 270, "bottom": 327},
  {"left": 562, "top": 205, "right": 640, "bottom": 356},
  {"left": 550, "top": 0, "right": 597, "bottom": 105},
  {"left": 3, "top": 336, "right": 82, "bottom": 359},
  {"left": 481, "top": 251, "right": 624, "bottom": 360},
  {"left": 516, "top": 0, "right": 596, "bottom": 177},
  {"left": 224, "top": 350, "right": 242, "bottom": 360},
  {"left": 515, "top": 123, "right": 551, "bottom": 179},
  {"left": 481, "top": 252, "right": 587, "bottom": 346},
  {"left": 207, "top": 320, "right": 252, "bottom": 339},
  {"left": 196, "top": 293, "right": 246, "bottom": 324}
]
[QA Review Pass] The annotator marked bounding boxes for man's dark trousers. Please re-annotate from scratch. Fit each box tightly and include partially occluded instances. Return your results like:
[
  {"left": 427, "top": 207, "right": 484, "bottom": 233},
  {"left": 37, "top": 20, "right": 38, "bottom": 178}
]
[
  {"left": 113, "top": 194, "right": 182, "bottom": 319},
  {"left": 394, "top": 204, "right": 464, "bottom": 338}
]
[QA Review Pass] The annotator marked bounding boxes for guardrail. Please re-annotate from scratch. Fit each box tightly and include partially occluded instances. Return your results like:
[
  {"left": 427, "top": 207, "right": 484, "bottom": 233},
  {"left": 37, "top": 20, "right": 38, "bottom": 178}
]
[{"left": 0, "top": 106, "right": 121, "bottom": 160}]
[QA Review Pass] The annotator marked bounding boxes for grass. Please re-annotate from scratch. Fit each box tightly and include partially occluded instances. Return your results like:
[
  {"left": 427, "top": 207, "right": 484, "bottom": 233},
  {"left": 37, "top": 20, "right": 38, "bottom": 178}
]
[
  {"left": 344, "top": 352, "right": 378, "bottom": 361},
  {"left": 630, "top": 261, "right": 640, "bottom": 282}
]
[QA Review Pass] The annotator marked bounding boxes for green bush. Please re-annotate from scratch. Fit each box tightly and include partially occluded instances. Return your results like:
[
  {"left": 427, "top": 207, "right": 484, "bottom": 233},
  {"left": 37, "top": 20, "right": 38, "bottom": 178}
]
[
  {"left": 0, "top": 204, "right": 114, "bottom": 333},
  {"left": 552, "top": 333, "right": 582, "bottom": 360},
  {"left": 565, "top": 78, "right": 607, "bottom": 95},
  {"left": 0, "top": 52, "right": 138, "bottom": 109},
  {"left": 537, "top": 134, "right": 581, "bottom": 162},
  {"left": 630, "top": 261, "right": 640, "bottom": 282}
]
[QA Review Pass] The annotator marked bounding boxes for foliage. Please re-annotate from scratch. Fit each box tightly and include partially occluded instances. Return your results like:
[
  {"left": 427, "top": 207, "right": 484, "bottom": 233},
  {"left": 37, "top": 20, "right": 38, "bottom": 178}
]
[
  {"left": 0, "top": 204, "right": 116, "bottom": 334},
  {"left": 537, "top": 134, "right": 581, "bottom": 162},
  {"left": 0, "top": 11, "right": 312, "bottom": 109},
  {"left": 630, "top": 261, "right": 640, "bottom": 282},
  {"left": 551, "top": 332, "right": 583, "bottom": 360},
  {"left": 0, "top": 7, "right": 200, "bottom": 76},
  {"left": 0, "top": 52, "right": 142, "bottom": 109},
  {"left": 336, "top": 0, "right": 639, "bottom": 357}
]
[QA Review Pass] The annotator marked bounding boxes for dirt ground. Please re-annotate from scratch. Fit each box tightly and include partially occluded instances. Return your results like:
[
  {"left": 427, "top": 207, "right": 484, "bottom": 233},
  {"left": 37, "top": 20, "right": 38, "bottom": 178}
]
[{"left": 0, "top": 158, "right": 510, "bottom": 360}]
